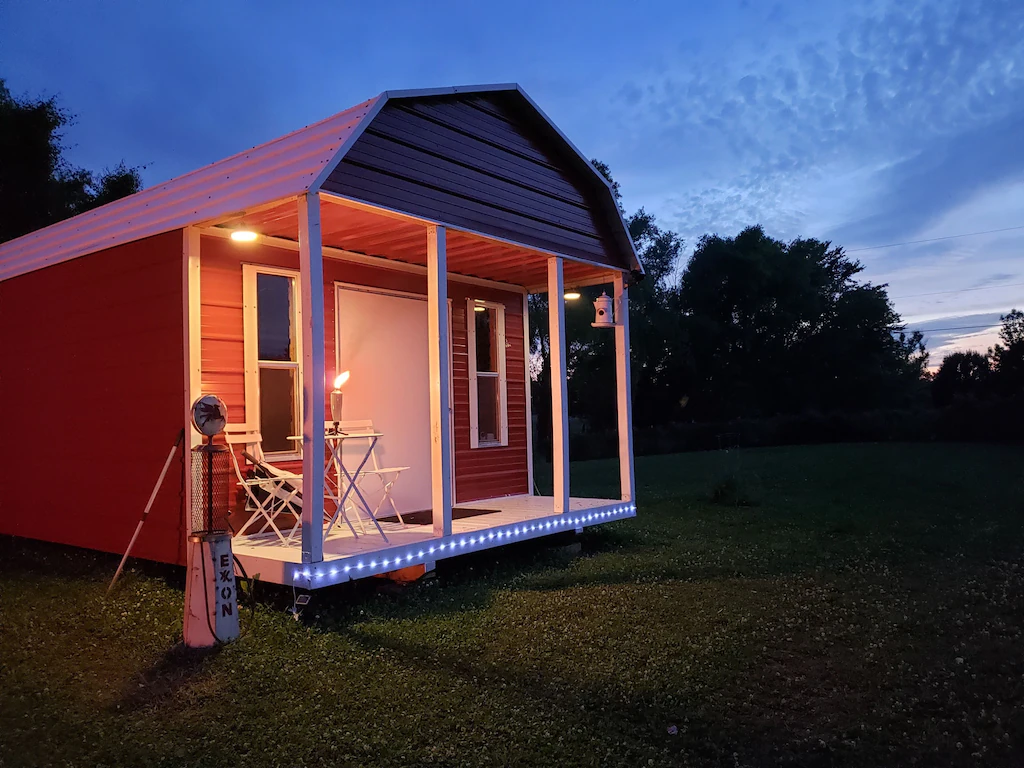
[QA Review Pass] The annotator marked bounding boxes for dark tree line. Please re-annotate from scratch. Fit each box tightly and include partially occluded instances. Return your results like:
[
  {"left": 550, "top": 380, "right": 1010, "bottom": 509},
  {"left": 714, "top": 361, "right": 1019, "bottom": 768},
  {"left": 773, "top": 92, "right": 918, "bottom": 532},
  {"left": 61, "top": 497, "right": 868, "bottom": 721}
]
[
  {"left": 0, "top": 78, "right": 142, "bottom": 244},
  {"left": 931, "top": 310, "right": 1024, "bottom": 406},
  {"left": 6, "top": 79, "right": 1019, "bottom": 447},
  {"left": 531, "top": 163, "right": 930, "bottom": 443}
]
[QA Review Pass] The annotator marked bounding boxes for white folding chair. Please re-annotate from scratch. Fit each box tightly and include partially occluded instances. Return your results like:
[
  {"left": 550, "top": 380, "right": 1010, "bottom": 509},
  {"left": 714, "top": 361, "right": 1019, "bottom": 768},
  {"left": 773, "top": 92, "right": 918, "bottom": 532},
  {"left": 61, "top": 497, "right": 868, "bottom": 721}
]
[
  {"left": 225, "top": 426, "right": 304, "bottom": 544},
  {"left": 335, "top": 420, "right": 410, "bottom": 527}
]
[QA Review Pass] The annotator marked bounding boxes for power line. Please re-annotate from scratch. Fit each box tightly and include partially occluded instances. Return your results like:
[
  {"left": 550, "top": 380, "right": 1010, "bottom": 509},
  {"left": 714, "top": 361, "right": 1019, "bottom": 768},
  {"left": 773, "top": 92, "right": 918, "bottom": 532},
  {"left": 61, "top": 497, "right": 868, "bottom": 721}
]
[
  {"left": 892, "top": 281, "right": 1024, "bottom": 299},
  {"left": 848, "top": 224, "right": 1024, "bottom": 253},
  {"left": 891, "top": 323, "right": 1000, "bottom": 334}
]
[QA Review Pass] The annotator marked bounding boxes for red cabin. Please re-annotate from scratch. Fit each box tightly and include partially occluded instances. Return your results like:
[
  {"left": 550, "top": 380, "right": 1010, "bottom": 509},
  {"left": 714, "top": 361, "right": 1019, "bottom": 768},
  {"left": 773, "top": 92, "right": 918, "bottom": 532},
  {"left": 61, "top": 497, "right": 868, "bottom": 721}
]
[{"left": 0, "top": 84, "right": 641, "bottom": 587}]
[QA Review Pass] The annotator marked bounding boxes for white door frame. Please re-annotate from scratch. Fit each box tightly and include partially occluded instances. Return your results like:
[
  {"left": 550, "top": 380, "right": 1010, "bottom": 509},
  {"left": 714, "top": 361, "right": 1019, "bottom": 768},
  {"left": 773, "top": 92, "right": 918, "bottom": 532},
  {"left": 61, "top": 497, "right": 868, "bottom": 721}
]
[{"left": 333, "top": 282, "right": 456, "bottom": 502}]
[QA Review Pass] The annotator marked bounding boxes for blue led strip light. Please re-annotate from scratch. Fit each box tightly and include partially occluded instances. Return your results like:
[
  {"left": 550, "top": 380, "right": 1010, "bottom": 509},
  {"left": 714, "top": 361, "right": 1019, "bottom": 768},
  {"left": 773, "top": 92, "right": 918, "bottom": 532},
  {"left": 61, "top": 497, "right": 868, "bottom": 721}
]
[{"left": 291, "top": 503, "right": 636, "bottom": 588}]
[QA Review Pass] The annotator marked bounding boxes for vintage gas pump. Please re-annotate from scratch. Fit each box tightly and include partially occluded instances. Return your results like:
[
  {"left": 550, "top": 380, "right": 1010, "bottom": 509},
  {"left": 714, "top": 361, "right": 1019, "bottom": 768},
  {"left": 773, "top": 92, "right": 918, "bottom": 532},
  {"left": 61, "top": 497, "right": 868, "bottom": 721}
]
[{"left": 183, "top": 394, "right": 239, "bottom": 647}]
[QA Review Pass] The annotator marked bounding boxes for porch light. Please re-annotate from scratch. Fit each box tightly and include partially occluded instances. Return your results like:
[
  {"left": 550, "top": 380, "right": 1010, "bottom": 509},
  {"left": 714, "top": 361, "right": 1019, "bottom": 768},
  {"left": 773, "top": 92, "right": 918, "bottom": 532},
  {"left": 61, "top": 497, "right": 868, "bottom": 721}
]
[
  {"left": 563, "top": 290, "right": 581, "bottom": 301},
  {"left": 230, "top": 229, "right": 258, "bottom": 242},
  {"left": 473, "top": 305, "right": 487, "bottom": 312}
]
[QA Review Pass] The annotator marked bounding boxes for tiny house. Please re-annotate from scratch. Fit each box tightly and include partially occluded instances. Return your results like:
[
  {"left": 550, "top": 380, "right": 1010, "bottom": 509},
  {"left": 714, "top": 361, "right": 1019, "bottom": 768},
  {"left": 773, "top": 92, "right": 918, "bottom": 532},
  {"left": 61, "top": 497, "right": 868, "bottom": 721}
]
[{"left": 0, "top": 84, "right": 641, "bottom": 588}]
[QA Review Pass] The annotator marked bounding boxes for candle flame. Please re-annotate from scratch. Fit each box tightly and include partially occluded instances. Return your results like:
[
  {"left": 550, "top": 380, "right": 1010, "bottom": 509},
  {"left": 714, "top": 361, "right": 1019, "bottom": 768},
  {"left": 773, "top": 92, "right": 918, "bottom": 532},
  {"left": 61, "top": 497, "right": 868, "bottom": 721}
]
[{"left": 333, "top": 371, "right": 350, "bottom": 390}]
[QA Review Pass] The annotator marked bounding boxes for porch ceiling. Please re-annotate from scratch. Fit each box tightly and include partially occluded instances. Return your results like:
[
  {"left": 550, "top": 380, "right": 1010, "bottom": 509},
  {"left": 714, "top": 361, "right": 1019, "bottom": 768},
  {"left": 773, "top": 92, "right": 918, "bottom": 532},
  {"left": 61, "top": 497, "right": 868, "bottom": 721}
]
[{"left": 213, "top": 196, "right": 618, "bottom": 291}]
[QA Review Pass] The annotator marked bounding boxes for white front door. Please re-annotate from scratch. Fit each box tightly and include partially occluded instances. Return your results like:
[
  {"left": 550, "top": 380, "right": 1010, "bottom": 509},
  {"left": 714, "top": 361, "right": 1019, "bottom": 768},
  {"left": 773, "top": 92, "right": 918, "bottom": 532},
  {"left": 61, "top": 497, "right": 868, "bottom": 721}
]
[{"left": 336, "top": 285, "right": 451, "bottom": 515}]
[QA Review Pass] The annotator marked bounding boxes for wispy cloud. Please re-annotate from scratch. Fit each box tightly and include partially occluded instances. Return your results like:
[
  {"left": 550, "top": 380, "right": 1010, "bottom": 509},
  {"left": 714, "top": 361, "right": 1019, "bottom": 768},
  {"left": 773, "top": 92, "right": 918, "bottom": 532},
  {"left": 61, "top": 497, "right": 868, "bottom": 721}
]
[{"left": 584, "top": 0, "right": 1024, "bottom": 363}]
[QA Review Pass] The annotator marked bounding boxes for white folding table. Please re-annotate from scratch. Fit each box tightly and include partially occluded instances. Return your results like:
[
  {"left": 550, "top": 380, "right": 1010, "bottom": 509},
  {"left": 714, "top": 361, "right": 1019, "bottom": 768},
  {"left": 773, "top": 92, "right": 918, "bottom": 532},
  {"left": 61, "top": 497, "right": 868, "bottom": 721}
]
[{"left": 287, "top": 430, "right": 390, "bottom": 543}]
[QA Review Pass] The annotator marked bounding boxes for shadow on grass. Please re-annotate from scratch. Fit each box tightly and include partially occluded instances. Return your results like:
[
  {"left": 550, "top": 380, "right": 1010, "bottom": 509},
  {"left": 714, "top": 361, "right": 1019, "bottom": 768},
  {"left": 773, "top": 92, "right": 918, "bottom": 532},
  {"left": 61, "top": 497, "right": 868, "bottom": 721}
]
[
  {"left": 0, "top": 535, "right": 186, "bottom": 593},
  {"left": 332, "top": 607, "right": 833, "bottom": 767},
  {"left": 113, "top": 644, "right": 221, "bottom": 712},
  {"left": 300, "top": 532, "right": 590, "bottom": 626}
]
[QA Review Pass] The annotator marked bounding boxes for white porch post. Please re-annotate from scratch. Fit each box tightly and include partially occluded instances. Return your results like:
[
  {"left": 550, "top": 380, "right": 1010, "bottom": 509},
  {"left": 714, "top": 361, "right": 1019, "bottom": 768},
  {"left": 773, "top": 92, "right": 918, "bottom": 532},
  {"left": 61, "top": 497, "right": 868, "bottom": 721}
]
[
  {"left": 613, "top": 273, "right": 635, "bottom": 502},
  {"left": 547, "top": 257, "right": 569, "bottom": 514},
  {"left": 182, "top": 227, "right": 202, "bottom": 539},
  {"left": 427, "top": 225, "right": 453, "bottom": 537},
  {"left": 298, "top": 192, "right": 326, "bottom": 564},
  {"left": 522, "top": 293, "right": 535, "bottom": 496}
]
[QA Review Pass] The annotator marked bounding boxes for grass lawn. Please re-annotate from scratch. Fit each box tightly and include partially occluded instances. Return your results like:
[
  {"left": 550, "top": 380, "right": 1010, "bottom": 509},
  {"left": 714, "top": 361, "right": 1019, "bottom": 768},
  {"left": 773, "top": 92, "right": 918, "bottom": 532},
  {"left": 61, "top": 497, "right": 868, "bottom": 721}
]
[{"left": 2, "top": 442, "right": 1023, "bottom": 767}]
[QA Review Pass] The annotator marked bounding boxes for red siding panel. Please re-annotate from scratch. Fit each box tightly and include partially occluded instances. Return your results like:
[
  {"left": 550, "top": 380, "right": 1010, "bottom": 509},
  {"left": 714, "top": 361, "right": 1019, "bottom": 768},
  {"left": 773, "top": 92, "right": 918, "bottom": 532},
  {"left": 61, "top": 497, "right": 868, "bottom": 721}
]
[
  {"left": 449, "top": 282, "right": 530, "bottom": 503},
  {"left": 0, "top": 231, "right": 186, "bottom": 564},
  {"left": 199, "top": 236, "right": 529, "bottom": 512}
]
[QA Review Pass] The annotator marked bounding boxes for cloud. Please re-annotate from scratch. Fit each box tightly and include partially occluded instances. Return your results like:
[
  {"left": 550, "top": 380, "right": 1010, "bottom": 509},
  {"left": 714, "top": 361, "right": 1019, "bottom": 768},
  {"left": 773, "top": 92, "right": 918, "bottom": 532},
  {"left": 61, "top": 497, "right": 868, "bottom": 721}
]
[
  {"left": 598, "top": 0, "right": 1024, "bottom": 249},
  {"left": 577, "top": 0, "right": 1024, "bottom": 359},
  {"left": 828, "top": 108, "right": 1024, "bottom": 246},
  {"left": 971, "top": 273, "right": 1018, "bottom": 290}
]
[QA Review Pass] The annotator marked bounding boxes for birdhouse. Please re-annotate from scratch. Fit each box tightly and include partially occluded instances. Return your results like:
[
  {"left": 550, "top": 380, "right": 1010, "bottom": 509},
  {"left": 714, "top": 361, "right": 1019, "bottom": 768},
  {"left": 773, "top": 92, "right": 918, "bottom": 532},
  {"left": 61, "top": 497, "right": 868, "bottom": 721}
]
[{"left": 591, "top": 291, "right": 616, "bottom": 328}]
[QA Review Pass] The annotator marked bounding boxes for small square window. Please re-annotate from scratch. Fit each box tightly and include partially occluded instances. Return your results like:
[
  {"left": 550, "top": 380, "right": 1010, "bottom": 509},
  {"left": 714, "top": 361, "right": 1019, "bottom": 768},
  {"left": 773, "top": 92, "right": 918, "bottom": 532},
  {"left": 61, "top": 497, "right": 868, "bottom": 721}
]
[
  {"left": 475, "top": 307, "right": 498, "bottom": 373},
  {"left": 257, "top": 273, "right": 295, "bottom": 362},
  {"left": 259, "top": 367, "right": 297, "bottom": 453},
  {"left": 246, "top": 267, "right": 302, "bottom": 459},
  {"left": 476, "top": 376, "right": 500, "bottom": 443}
]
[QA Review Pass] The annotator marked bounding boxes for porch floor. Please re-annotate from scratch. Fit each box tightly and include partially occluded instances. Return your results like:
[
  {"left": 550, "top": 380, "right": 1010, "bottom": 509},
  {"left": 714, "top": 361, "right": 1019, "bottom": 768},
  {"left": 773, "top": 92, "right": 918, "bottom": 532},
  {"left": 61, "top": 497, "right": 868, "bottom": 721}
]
[{"left": 231, "top": 495, "right": 636, "bottom": 588}]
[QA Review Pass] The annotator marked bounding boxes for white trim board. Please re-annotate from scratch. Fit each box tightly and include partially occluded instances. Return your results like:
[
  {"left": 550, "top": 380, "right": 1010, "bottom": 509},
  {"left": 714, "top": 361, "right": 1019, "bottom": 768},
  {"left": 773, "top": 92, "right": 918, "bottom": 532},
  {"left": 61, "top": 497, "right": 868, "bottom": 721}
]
[
  {"left": 241, "top": 264, "right": 304, "bottom": 463},
  {"left": 317, "top": 191, "right": 630, "bottom": 279},
  {"left": 200, "top": 225, "right": 527, "bottom": 295},
  {"left": 466, "top": 298, "right": 509, "bottom": 449},
  {"left": 522, "top": 292, "right": 534, "bottom": 495}
]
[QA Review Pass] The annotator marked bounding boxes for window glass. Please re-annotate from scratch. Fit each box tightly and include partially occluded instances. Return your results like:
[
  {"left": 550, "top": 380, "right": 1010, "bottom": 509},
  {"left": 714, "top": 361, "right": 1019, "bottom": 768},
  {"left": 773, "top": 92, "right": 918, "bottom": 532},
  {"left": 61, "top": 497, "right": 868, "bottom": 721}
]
[
  {"left": 476, "top": 376, "right": 500, "bottom": 443},
  {"left": 259, "top": 367, "right": 296, "bottom": 453},
  {"left": 257, "top": 273, "right": 294, "bottom": 361},
  {"left": 475, "top": 307, "right": 498, "bottom": 373}
]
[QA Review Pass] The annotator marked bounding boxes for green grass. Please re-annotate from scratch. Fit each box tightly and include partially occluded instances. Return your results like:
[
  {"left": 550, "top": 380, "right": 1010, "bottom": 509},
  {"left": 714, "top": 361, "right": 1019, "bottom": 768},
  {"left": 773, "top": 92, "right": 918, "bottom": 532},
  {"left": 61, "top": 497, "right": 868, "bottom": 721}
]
[{"left": 2, "top": 442, "right": 1024, "bottom": 767}]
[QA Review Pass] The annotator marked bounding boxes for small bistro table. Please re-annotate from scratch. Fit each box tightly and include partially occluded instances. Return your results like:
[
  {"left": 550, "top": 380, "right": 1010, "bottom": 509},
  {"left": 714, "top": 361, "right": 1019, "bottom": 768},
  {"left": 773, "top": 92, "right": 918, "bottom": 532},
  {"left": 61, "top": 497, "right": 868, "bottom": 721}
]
[{"left": 287, "top": 430, "right": 390, "bottom": 543}]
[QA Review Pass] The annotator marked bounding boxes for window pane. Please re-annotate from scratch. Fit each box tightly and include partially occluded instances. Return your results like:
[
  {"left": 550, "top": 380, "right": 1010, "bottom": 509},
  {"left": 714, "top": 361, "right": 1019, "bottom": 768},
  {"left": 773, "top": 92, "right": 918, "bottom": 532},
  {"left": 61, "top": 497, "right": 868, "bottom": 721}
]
[
  {"left": 474, "top": 307, "right": 498, "bottom": 373},
  {"left": 259, "top": 367, "right": 296, "bottom": 453},
  {"left": 257, "top": 273, "right": 294, "bottom": 361},
  {"left": 477, "top": 375, "right": 500, "bottom": 443}
]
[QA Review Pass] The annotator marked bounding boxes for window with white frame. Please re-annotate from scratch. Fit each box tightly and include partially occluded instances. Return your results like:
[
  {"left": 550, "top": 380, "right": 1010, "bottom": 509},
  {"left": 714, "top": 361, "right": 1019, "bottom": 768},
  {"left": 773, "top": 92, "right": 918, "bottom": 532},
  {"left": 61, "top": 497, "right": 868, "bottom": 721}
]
[
  {"left": 467, "top": 299, "right": 508, "bottom": 447},
  {"left": 243, "top": 266, "right": 302, "bottom": 458}
]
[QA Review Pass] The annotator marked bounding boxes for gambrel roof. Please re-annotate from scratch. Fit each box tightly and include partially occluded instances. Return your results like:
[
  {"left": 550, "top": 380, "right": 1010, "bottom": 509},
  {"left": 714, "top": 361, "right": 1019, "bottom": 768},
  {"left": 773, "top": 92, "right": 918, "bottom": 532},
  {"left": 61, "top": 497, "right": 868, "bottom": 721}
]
[{"left": 0, "top": 85, "right": 640, "bottom": 281}]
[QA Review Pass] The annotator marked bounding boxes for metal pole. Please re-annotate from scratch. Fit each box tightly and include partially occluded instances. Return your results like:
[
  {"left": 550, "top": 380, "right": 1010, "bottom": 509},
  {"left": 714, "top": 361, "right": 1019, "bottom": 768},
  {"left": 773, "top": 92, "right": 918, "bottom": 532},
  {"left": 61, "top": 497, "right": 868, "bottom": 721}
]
[
  {"left": 108, "top": 429, "right": 185, "bottom": 593},
  {"left": 206, "top": 438, "right": 214, "bottom": 531}
]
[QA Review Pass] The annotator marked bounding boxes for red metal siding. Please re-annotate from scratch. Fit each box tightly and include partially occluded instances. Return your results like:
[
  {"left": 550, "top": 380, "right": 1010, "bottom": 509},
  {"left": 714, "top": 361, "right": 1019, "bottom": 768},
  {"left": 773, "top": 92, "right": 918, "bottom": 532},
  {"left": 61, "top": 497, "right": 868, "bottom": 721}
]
[
  {"left": 0, "top": 231, "right": 186, "bottom": 564},
  {"left": 199, "top": 236, "right": 529, "bottom": 510},
  {"left": 449, "top": 283, "right": 530, "bottom": 503}
]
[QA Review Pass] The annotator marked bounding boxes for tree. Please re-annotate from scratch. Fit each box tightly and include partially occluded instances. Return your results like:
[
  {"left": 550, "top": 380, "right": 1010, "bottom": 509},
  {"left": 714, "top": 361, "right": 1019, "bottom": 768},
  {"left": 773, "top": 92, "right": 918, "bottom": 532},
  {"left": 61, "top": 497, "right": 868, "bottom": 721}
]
[
  {"left": 0, "top": 78, "right": 142, "bottom": 244},
  {"left": 990, "top": 309, "right": 1024, "bottom": 395},
  {"left": 932, "top": 351, "right": 991, "bottom": 406},
  {"left": 529, "top": 161, "right": 688, "bottom": 443},
  {"left": 529, "top": 168, "right": 929, "bottom": 446},
  {"left": 679, "top": 226, "right": 927, "bottom": 419}
]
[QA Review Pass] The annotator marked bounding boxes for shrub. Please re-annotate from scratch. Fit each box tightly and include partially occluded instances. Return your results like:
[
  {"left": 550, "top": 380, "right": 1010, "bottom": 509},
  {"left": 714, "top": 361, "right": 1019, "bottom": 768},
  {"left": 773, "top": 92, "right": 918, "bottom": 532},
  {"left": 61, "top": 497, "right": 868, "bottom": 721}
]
[{"left": 562, "top": 395, "right": 1024, "bottom": 459}]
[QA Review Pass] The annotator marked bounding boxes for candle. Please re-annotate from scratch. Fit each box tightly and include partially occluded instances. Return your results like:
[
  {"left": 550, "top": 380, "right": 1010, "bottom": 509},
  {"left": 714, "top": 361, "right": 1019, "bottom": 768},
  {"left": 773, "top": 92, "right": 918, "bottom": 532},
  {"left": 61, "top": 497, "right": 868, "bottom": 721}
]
[{"left": 331, "top": 371, "right": 349, "bottom": 426}]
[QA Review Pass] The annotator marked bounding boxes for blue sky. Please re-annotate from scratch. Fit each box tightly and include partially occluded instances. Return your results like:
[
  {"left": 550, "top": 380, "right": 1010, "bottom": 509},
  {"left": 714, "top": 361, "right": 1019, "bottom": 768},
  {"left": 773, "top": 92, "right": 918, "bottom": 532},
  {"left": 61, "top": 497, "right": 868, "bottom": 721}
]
[{"left": 2, "top": 0, "right": 1022, "bottom": 363}]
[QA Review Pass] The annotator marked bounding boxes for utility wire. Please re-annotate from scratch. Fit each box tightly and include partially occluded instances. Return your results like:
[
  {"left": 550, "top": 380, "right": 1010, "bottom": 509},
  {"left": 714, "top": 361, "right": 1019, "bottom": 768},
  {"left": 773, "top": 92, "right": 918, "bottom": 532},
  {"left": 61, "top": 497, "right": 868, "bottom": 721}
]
[
  {"left": 847, "top": 225, "right": 1024, "bottom": 253},
  {"left": 892, "top": 281, "right": 1024, "bottom": 300},
  {"left": 890, "top": 323, "right": 1000, "bottom": 334}
]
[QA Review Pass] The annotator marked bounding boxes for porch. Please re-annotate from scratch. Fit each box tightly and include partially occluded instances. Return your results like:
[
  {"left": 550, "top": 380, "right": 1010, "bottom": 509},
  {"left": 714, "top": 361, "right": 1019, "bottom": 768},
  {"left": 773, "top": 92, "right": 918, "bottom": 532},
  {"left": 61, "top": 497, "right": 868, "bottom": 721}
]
[
  {"left": 189, "top": 188, "right": 636, "bottom": 587},
  {"left": 232, "top": 495, "right": 636, "bottom": 588},
  {"left": 178, "top": 88, "right": 641, "bottom": 587}
]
